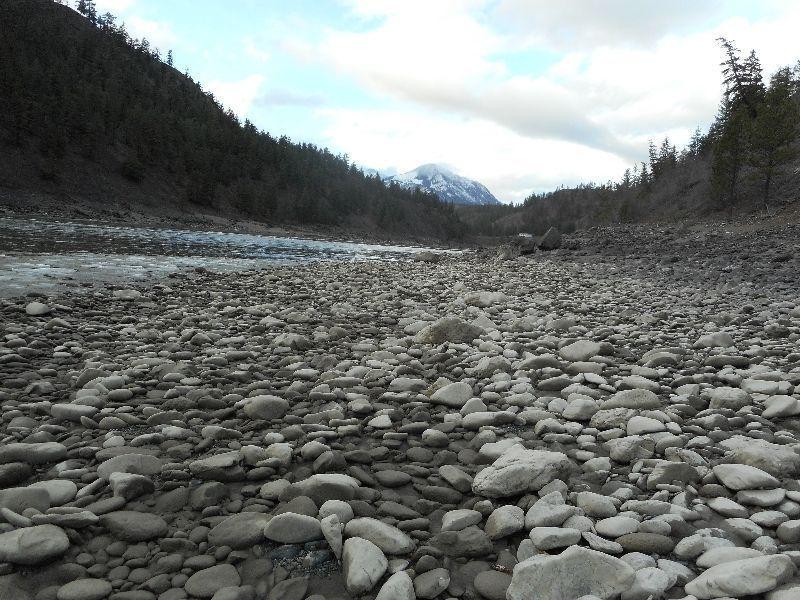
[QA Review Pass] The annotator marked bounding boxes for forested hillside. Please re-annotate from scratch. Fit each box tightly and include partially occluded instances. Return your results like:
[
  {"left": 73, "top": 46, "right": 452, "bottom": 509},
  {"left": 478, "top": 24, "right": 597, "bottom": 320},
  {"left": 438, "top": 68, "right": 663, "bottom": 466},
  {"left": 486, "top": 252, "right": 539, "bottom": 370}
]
[
  {"left": 0, "top": 0, "right": 465, "bottom": 239},
  {"left": 459, "top": 39, "right": 800, "bottom": 236}
]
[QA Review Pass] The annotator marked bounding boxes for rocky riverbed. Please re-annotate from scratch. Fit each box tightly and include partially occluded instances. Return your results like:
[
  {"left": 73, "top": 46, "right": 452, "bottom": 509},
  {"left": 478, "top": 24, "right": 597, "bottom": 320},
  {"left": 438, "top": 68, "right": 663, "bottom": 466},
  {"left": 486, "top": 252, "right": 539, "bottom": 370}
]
[{"left": 1, "top": 224, "right": 800, "bottom": 600}]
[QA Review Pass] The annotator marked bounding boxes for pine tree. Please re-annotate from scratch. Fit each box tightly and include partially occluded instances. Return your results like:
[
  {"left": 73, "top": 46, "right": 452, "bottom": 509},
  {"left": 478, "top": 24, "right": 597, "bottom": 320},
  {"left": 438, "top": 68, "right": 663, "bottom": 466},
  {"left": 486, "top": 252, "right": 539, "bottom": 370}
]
[
  {"left": 647, "top": 139, "right": 659, "bottom": 179},
  {"left": 717, "top": 38, "right": 763, "bottom": 118},
  {"left": 621, "top": 168, "right": 632, "bottom": 189},
  {"left": 658, "top": 137, "right": 677, "bottom": 171},
  {"left": 76, "top": 0, "right": 97, "bottom": 24},
  {"left": 711, "top": 102, "right": 750, "bottom": 209},
  {"left": 166, "top": 49, "right": 173, "bottom": 67},
  {"left": 639, "top": 161, "right": 649, "bottom": 186},
  {"left": 98, "top": 12, "right": 115, "bottom": 30},
  {"left": 687, "top": 127, "right": 703, "bottom": 156},
  {"left": 748, "top": 67, "right": 800, "bottom": 209}
]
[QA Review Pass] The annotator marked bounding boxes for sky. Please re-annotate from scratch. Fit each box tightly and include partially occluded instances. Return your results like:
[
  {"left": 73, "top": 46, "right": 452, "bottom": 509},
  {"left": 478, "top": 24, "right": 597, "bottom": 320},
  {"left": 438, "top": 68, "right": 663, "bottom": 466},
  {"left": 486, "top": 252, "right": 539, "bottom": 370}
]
[{"left": 93, "top": 0, "right": 800, "bottom": 203}]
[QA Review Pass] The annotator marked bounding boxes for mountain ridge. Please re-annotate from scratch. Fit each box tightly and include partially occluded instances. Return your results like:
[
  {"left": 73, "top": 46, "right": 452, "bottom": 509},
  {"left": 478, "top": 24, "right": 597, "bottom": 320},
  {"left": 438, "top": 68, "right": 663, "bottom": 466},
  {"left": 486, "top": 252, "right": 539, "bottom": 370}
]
[{"left": 384, "top": 164, "right": 501, "bottom": 206}]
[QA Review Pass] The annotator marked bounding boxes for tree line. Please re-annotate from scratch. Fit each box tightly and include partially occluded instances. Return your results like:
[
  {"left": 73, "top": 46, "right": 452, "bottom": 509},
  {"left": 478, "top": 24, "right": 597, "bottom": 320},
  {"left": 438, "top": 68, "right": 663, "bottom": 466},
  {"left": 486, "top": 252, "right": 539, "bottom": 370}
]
[
  {"left": 0, "top": 0, "right": 466, "bottom": 239},
  {"left": 460, "top": 38, "right": 800, "bottom": 237}
]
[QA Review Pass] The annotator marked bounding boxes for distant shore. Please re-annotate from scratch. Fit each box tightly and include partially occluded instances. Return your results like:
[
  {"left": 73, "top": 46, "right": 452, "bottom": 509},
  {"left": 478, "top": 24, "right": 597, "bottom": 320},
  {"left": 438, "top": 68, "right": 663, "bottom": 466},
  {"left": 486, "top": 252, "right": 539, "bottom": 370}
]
[{"left": 0, "top": 189, "right": 466, "bottom": 249}]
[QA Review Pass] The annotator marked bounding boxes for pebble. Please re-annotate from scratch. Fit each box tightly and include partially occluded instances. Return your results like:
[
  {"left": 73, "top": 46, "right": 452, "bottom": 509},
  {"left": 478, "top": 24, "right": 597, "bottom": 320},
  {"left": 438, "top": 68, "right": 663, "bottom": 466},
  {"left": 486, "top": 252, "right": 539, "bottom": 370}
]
[{"left": 1, "top": 228, "right": 799, "bottom": 599}]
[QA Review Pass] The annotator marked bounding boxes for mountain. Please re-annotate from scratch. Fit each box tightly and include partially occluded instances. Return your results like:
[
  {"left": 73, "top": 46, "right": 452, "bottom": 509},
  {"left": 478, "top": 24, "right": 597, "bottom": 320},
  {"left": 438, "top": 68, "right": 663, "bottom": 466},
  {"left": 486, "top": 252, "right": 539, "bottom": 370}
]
[
  {"left": 385, "top": 164, "right": 501, "bottom": 206},
  {"left": 0, "top": 0, "right": 466, "bottom": 240}
]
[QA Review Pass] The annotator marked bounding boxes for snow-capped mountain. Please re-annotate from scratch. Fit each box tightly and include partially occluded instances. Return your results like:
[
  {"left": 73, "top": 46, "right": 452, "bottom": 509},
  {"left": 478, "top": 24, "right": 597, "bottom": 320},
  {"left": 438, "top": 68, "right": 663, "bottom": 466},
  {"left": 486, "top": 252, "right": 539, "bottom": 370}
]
[{"left": 384, "top": 164, "right": 501, "bottom": 206}]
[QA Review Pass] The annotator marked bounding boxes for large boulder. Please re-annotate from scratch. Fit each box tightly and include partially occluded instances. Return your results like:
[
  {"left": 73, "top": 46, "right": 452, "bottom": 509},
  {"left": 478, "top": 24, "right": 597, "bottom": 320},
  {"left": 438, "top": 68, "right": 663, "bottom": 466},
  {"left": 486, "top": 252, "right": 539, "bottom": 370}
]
[
  {"left": 463, "top": 291, "right": 508, "bottom": 308},
  {"left": 184, "top": 564, "right": 241, "bottom": 599},
  {"left": 264, "top": 513, "right": 323, "bottom": 544},
  {"left": 413, "top": 250, "right": 442, "bottom": 263},
  {"left": 429, "top": 381, "right": 473, "bottom": 408},
  {"left": 207, "top": 512, "right": 270, "bottom": 549},
  {"left": 718, "top": 436, "right": 800, "bottom": 477},
  {"left": 376, "top": 571, "right": 415, "bottom": 600},
  {"left": 712, "top": 464, "right": 779, "bottom": 491},
  {"left": 188, "top": 451, "right": 244, "bottom": 482},
  {"left": 537, "top": 227, "right": 561, "bottom": 250},
  {"left": 343, "top": 537, "right": 387, "bottom": 595},
  {"left": 0, "top": 487, "right": 51, "bottom": 513},
  {"left": 0, "top": 525, "right": 70, "bottom": 565},
  {"left": 240, "top": 395, "right": 289, "bottom": 420},
  {"left": 0, "top": 442, "right": 67, "bottom": 465},
  {"left": 685, "top": 555, "right": 795, "bottom": 599},
  {"left": 101, "top": 511, "right": 168, "bottom": 542},
  {"left": 414, "top": 317, "right": 485, "bottom": 345},
  {"left": 97, "top": 454, "right": 163, "bottom": 481},
  {"left": 472, "top": 445, "right": 573, "bottom": 498},
  {"left": 559, "top": 340, "right": 601, "bottom": 362},
  {"left": 344, "top": 517, "right": 415, "bottom": 554},
  {"left": 507, "top": 546, "right": 635, "bottom": 599},
  {"left": 601, "top": 389, "right": 661, "bottom": 410},
  {"left": 285, "top": 474, "right": 361, "bottom": 505}
]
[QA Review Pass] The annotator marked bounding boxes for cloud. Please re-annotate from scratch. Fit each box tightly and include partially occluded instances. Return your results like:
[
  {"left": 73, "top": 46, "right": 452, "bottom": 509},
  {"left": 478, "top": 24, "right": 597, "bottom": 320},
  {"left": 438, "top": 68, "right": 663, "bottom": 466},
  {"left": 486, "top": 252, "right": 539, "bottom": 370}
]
[
  {"left": 126, "top": 16, "right": 177, "bottom": 51},
  {"left": 257, "top": 89, "right": 325, "bottom": 107},
  {"left": 319, "top": 107, "right": 628, "bottom": 202},
  {"left": 312, "top": 1, "right": 637, "bottom": 158},
  {"left": 94, "top": 0, "right": 136, "bottom": 13},
  {"left": 243, "top": 37, "right": 271, "bottom": 63},
  {"left": 92, "top": 1, "right": 176, "bottom": 54},
  {"left": 207, "top": 75, "right": 265, "bottom": 118},
  {"left": 495, "top": 0, "right": 726, "bottom": 49},
  {"left": 304, "top": 0, "right": 800, "bottom": 194}
]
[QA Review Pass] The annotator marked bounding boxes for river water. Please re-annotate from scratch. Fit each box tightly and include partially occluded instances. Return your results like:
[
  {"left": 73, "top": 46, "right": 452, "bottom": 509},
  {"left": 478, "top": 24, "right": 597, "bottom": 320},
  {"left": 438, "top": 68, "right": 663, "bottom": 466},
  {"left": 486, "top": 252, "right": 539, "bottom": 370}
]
[{"left": 0, "top": 217, "right": 435, "bottom": 297}]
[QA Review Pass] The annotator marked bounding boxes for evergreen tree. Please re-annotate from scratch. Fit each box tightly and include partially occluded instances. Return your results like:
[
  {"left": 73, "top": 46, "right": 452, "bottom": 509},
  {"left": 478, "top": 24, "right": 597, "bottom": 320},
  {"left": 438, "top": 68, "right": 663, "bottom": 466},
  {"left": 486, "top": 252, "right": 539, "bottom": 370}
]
[
  {"left": 748, "top": 67, "right": 800, "bottom": 208},
  {"left": 711, "top": 101, "right": 750, "bottom": 209},
  {"left": 647, "top": 139, "right": 659, "bottom": 179},
  {"left": 620, "top": 168, "right": 632, "bottom": 189},
  {"left": 166, "top": 49, "right": 173, "bottom": 67},
  {"left": 658, "top": 137, "right": 677, "bottom": 171},
  {"left": 98, "top": 12, "right": 115, "bottom": 30},
  {"left": 638, "top": 161, "right": 649, "bottom": 186},
  {"left": 76, "top": 0, "right": 96, "bottom": 23},
  {"left": 717, "top": 38, "right": 763, "bottom": 118},
  {"left": 687, "top": 127, "right": 703, "bottom": 156}
]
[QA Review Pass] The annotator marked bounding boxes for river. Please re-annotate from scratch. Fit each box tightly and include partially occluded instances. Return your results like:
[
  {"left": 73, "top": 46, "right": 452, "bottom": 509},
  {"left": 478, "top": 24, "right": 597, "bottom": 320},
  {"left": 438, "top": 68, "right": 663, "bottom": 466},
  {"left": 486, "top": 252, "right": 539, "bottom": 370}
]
[{"left": 0, "top": 217, "right": 436, "bottom": 297}]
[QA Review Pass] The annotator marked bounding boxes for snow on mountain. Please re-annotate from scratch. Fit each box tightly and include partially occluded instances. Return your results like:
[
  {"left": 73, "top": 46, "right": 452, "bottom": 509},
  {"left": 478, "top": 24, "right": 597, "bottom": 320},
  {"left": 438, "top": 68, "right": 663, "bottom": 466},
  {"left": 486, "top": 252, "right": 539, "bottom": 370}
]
[{"left": 384, "top": 164, "right": 501, "bottom": 206}]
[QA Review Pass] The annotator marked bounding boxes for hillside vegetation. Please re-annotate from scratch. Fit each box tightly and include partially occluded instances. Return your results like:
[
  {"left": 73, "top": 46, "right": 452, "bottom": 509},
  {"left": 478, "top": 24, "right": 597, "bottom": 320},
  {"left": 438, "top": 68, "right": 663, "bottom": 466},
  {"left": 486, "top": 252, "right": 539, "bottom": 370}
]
[
  {"left": 460, "top": 39, "right": 800, "bottom": 236},
  {"left": 0, "top": 0, "right": 465, "bottom": 239}
]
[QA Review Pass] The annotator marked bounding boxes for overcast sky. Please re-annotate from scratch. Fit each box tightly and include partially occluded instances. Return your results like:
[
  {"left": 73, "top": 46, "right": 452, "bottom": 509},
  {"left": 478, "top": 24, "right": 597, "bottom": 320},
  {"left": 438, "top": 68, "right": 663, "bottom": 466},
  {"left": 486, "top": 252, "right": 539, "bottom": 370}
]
[{"left": 95, "top": 0, "right": 800, "bottom": 203}]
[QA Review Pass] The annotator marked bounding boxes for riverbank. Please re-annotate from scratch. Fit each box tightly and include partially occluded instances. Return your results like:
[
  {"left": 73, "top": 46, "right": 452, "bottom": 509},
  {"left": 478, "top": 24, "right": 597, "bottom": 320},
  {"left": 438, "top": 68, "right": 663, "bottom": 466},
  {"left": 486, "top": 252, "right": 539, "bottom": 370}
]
[
  {"left": 0, "top": 216, "right": 446, "bottom": 298},
  {"left": 1, "top": 226, "right": 800, "bottom": 599},
  {"left": 0, "top": 189, "right": 465, "bottom": 248}
]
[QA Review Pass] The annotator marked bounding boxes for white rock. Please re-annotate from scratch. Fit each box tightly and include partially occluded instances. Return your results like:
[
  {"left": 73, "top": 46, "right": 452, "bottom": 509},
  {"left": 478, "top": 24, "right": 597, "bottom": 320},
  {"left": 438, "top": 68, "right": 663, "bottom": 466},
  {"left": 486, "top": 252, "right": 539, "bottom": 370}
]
[
  {"left": 621, "top": 567, "right": 677, "bottom": 600},
  {"left": 320, "top": 514, "right": 343, "bottom": 558},
  {"left": 713, "top": 464, "right": 780, "bottom": 491},
  {"left": 343, "top": 537, "right": 388, "bottom": 595},
  {"left": 762, "top": 395, "right": 800, "bottom": 419},
  {"left": 441, "top": 509, "right": 482, "bottom": 532},
  {"left": 507, "top": 546, "right": 635, "bottom": 600},
  {"left": 485, "top": 505, "right": 525, "bottom": 539},
  {"left": 684, "top": 554, "right": 795, "bottom": 598},
  {"left": 430, "top": 381, "right": 473, "bottom": 408},
  {"left": 559, "top": 340, "right": 601, "bottom": 362},
  {"left": 375, "top": 571, "right": 415, "bottom": 600},
  {"left": 344, "top": 518, "right": 415, "bottom": 554},
  {"left": 626, "top": 415, "right": 666, "bottom": 435},
  {"left": 0, "top": 524, "right": 70, "bottom": 565},
  {"left": 472, "top": 445, "right": 573, "bottom": 498}
]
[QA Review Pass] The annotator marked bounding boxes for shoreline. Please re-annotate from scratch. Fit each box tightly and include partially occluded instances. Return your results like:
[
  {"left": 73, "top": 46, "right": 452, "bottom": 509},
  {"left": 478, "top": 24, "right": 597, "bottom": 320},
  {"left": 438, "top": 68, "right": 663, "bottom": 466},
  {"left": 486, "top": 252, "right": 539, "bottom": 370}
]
[{"left": 0, "top": 193, "right": 468, "bottom": 249}]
